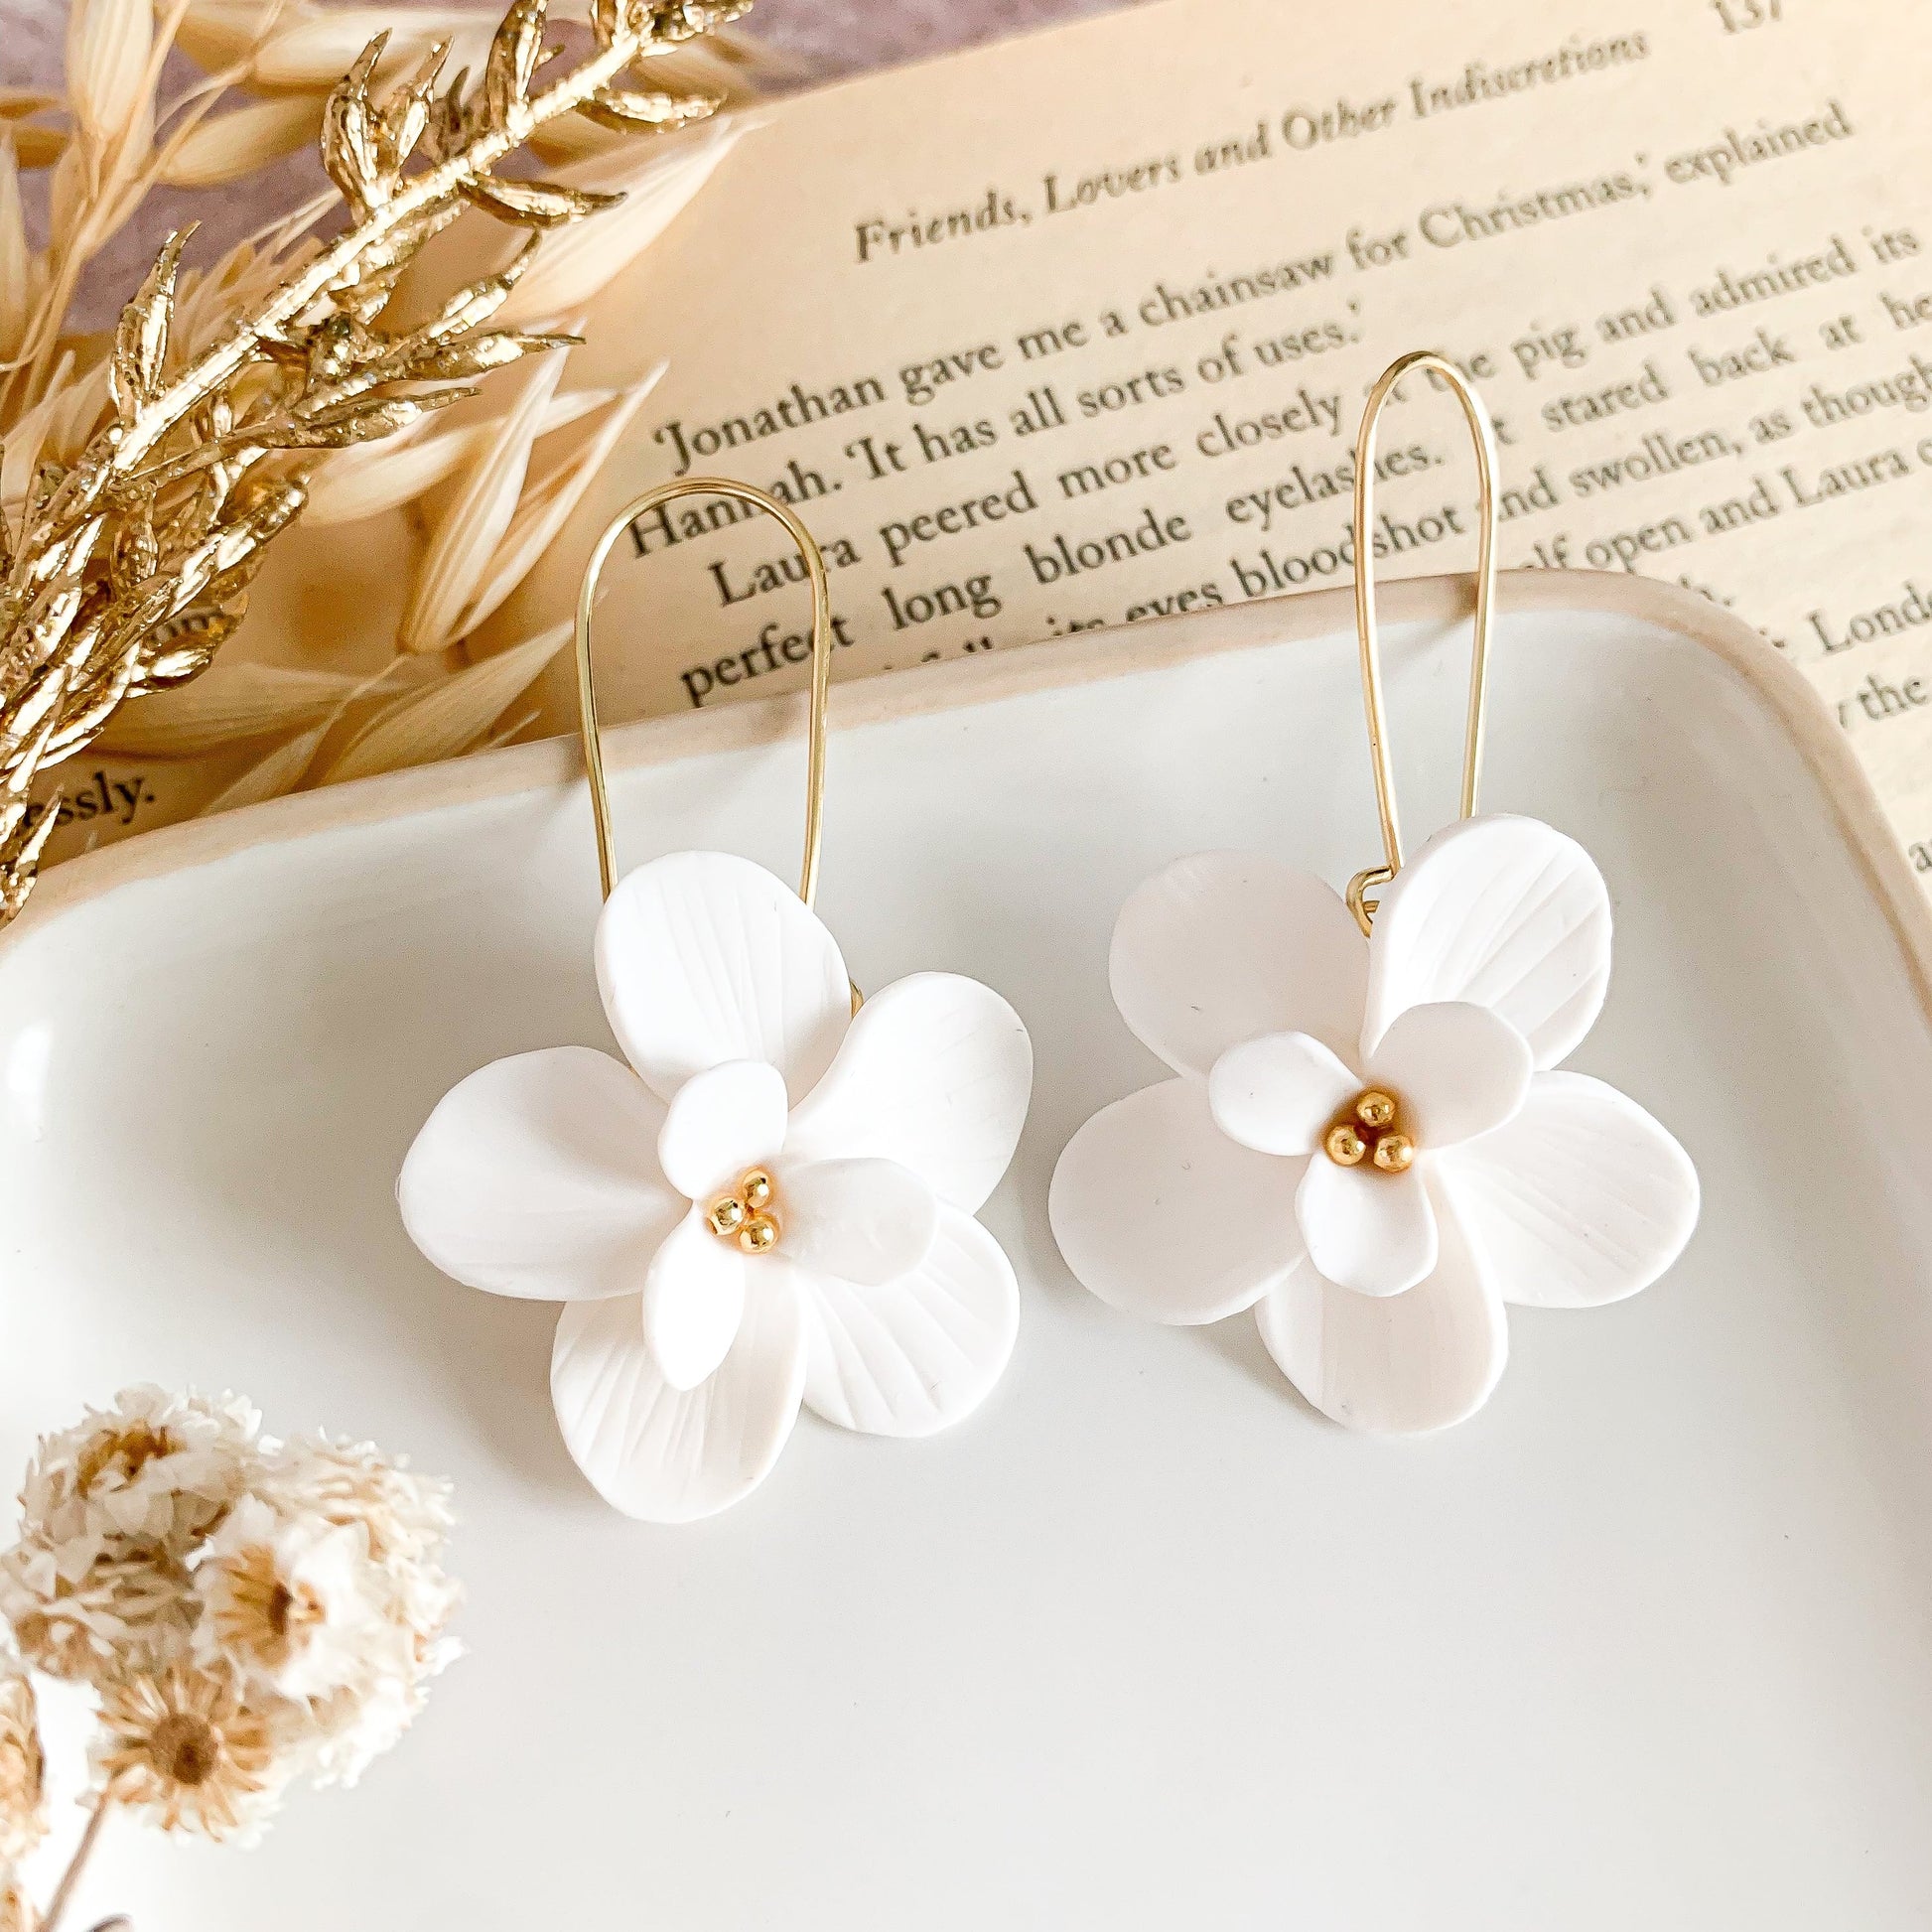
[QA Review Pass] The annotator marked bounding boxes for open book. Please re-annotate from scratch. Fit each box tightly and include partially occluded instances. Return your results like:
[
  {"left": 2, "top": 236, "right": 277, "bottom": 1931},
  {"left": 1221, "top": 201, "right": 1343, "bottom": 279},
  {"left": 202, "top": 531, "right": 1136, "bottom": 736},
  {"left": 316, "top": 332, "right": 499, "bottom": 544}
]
[{"left": 53, "top": 0, "right": 1932, "bottom": 885}]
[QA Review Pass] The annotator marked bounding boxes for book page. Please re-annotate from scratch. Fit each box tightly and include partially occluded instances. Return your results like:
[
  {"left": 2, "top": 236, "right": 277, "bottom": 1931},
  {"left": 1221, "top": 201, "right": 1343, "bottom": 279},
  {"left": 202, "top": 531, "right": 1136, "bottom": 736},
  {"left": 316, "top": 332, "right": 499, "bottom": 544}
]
[{"left": 49, "top": 0, "right": 1932, "bottom": 883}]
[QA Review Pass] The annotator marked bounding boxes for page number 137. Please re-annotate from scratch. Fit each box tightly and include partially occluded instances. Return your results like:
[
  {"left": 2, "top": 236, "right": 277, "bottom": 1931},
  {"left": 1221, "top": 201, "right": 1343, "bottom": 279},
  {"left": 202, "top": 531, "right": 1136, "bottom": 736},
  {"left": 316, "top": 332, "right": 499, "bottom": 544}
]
[{"left": 1711, "top": 0, "right": 1782, "bottom": 29}]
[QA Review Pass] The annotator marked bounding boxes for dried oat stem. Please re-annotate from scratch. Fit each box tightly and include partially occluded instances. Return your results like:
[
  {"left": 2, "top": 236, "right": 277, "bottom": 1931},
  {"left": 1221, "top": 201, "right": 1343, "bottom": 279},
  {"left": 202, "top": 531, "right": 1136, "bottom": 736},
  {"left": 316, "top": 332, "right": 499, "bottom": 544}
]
[{"left": 0, "top": 0, "right": 747, "bottom": 926}]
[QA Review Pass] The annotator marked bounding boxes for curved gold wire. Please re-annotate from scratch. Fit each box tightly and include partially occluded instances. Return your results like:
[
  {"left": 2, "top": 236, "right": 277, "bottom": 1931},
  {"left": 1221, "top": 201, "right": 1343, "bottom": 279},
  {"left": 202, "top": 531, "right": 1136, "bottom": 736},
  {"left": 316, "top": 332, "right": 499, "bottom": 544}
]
[
  {"left": 1346, "top": 349, "right": 1500, "bottom": 934},
  {"left": 573, "top": 479, "right": 835, "bottom": 904}
]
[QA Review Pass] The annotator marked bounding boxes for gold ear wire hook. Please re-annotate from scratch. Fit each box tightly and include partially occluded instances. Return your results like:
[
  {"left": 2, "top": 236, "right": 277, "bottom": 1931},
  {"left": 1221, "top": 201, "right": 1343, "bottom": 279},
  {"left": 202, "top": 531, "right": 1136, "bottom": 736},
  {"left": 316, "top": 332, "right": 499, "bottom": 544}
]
[
  {"left": 572, "top": 478, "right": 835, "bottom": 905},
  {"left": 1345, "top": 349, "right": 1501, "bottom": 935}
]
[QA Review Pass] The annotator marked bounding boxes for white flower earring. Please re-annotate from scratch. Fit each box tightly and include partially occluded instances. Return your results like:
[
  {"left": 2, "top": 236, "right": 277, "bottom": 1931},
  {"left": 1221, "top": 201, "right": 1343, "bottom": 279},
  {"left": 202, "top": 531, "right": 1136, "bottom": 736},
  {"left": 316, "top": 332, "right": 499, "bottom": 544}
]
[
  {"left": 399, "top": 482, "right": 1033, "bottom": 1521},
  {"left": 1049, "top": 352, "right": 1699, "bottom": 1435}
]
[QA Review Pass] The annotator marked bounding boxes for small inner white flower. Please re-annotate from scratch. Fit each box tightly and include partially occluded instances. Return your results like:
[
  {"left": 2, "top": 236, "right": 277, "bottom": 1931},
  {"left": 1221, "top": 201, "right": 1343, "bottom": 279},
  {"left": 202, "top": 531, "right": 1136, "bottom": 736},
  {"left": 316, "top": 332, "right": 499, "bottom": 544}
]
[
  {"left": 1322, "top": 1088, "right": 1417, "bottom": 1174},
  {"left": 705, "top": 1167, "right": 782, "bottom": 1255}
]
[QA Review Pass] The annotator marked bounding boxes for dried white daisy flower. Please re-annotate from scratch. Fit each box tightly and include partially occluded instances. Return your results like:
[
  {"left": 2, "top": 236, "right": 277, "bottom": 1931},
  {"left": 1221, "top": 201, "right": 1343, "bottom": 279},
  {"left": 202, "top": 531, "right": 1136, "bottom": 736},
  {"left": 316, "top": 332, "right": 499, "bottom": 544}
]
[
  {"left": 262, "top": 1436, "right": 456, "bottom": 1573},
  {"left": 0, "top": 1550, "right": 190, "bottom": 1688},
  {"left": 94, "top": 1665, "right": 285, "bottom": 1843},
  {"left": 0, "top": 1388, "right": 262, "bottom": 1686},
  {"left": 261, "top": 1440, "right": 461, "bottom": 1667},
  {"left": 0, "top": 1390, "right": 461, "bottom": 1922},
  {"left": 195, "top": 1495, "right": 388, "bottom": 1706},
  {"left": 18, "top": 1386, "right": 261, "bottom": 1566},
  {"left": 300, "top": 1665, "right": 431, "bottom": 1792},
  {"left": 0, "top": 1667, "right": 44, "bottom": 1863},
  {"left": 234, "top": 1438, "right": 463, "bottom": 1788}
]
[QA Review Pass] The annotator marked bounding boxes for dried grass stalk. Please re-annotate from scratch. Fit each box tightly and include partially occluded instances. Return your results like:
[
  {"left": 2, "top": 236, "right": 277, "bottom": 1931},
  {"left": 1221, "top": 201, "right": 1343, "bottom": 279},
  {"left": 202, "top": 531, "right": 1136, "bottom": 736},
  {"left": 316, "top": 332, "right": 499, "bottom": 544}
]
[
  {"left": 199, "top": 713, "right": 338, "bottom": 811},
  {"left": 301, "top": 382, "right": 615, "bottom": 525},
  {"left": 157, "top": 95, "right": 328, "bottom": 189},
  {"left": 0, "top": 142, "right": 29, "bottom": 362},
  {"left": 252, "top": 11, "right": 495, "bottom": 91},
  {"left": 66, "top": 0, "right": 157, "bottom": 147},
  {"left": 487, "top": 116, "right": 748, "bottom": 328},
  {"left": 398, "top": 352, "right": 570, "bottom": 654},
  {"left": 455, "top": 370, "right": 657, "bottom": 636},
  {"left": 320, "top": 620, "right": 570, "bottom": 783},
  {"left": 94, "top": 661, "right": 365, "bottom": 756}
]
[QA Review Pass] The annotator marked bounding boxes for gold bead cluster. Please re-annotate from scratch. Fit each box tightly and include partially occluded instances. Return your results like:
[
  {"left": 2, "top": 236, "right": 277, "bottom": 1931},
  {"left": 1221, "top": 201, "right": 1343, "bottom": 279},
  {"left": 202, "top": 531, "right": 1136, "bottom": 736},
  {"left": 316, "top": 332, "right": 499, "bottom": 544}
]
[
  {"left": 707, "top": 1168, "right": 780, "bottom": 1254},
  {"left": 1323, "top": 1089, "right": 1417, "bottom": 1173}
]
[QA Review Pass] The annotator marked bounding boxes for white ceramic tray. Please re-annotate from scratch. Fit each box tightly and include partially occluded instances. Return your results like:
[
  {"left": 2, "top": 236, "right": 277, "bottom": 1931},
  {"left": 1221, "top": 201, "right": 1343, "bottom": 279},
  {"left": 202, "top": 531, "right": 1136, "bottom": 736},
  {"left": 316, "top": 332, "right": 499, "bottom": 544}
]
[{"left": 4, "top": 574, "right": 1931, "bottom": 1930}]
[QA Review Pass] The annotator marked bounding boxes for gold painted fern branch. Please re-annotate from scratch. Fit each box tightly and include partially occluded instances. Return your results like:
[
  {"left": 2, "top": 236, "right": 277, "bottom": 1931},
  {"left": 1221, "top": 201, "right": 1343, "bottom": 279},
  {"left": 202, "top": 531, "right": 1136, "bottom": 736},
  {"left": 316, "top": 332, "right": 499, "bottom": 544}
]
[{"left": 0, "top": 0, "right": 748, "bottom": 924}]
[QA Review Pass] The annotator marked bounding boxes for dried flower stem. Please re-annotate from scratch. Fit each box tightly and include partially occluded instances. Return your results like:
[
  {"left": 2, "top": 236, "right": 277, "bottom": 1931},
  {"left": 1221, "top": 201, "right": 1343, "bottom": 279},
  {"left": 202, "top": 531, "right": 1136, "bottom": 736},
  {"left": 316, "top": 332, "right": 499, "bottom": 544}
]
[{"left": 39, "top": 1792, "right": 113, "bottom": 1932}]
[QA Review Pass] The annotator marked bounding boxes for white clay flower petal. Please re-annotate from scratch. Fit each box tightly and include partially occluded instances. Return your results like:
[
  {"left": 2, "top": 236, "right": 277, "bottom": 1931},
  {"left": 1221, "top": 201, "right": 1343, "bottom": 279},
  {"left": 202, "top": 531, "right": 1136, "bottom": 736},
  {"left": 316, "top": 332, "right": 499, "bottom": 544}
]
[
  {"left": 1256, "top": 1190, "right": 1507, "bottom": 1434},
  {"left": 782, "top": 972, "right": 1032, "bottom": 1212},
  {"left": 1110, "top": 851, "right": 1368, "bottom": 1077},
  {"left": 1362, "top": 815, "right": 1612, "bottom": 1070},
  {"left": 781, "top": 1157, "right": 939, "bottom": 1288},
  {"left": 798, "top": 1207, "right": 1019, "bottom": 1437},
  {"left": 1208, "top": 1031, "right": 1359, "bottom": 1156},
  {"left": 398, "top": 1046, "right": 684, "bottom": 1302},
  {"left": 550, "top": 1274, "right": 805, "bottom": 1523},
  {"left": 1436, "top": 1070, "right": 1700, "bottom": 1308},
  {"left": 596, "top": 850, "right": 852, "bottom": 1104},
  {"left": 655, "top": 1058, "right": 788, "bottom": 1201},
  {"left": 1050, "top": 1077, "right": 1305, "bottom": 1324},
  {"left": 1296, "top": 1154, "right": 1438, "bottom": 1297},
  {"left": 1365, "top": 1000, "right": 1532, "bottom": 1149},
  {"left": 642, "top": 1207, "right": 749, "bottom": 1390}
]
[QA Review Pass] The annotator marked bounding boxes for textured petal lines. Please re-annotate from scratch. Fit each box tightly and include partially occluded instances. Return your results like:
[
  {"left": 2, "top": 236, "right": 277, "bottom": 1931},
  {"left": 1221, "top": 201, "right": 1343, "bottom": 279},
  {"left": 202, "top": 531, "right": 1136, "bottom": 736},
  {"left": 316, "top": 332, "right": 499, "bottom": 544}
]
[
  {"left": 596, "top": 851, "right": 851, "bottom": 1104},
  {"left": 1256, "top": 1191, "right": 1507, "bottom": 1434},
  {"left": 550, "top": 1273, "right": 806, "bottom": 1523},
  {"left": 798, "top": 1209, "right": 1019, "bottom": 1437},
  {"left": 1437, "top": 1070, "right": 1699, "bottom": 1308},
  {"left": 1363, "top": 816, "right": 1612, "bottom": 1070}
]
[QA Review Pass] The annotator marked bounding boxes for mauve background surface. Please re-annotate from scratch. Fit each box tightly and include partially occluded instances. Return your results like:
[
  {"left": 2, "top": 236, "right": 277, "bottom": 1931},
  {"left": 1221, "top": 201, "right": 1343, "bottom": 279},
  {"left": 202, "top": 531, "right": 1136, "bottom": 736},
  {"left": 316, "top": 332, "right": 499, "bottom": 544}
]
[{"left": 2, "top": 0, "right": 1129, "bottom": 323}]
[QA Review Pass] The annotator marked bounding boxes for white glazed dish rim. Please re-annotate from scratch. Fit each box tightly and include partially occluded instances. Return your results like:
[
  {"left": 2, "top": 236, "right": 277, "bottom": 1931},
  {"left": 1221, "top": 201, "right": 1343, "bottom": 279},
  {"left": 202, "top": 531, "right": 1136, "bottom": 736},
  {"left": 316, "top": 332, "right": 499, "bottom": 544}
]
[{"left": 9, "top": 569, "right": 1929, "bottom": 1009}]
